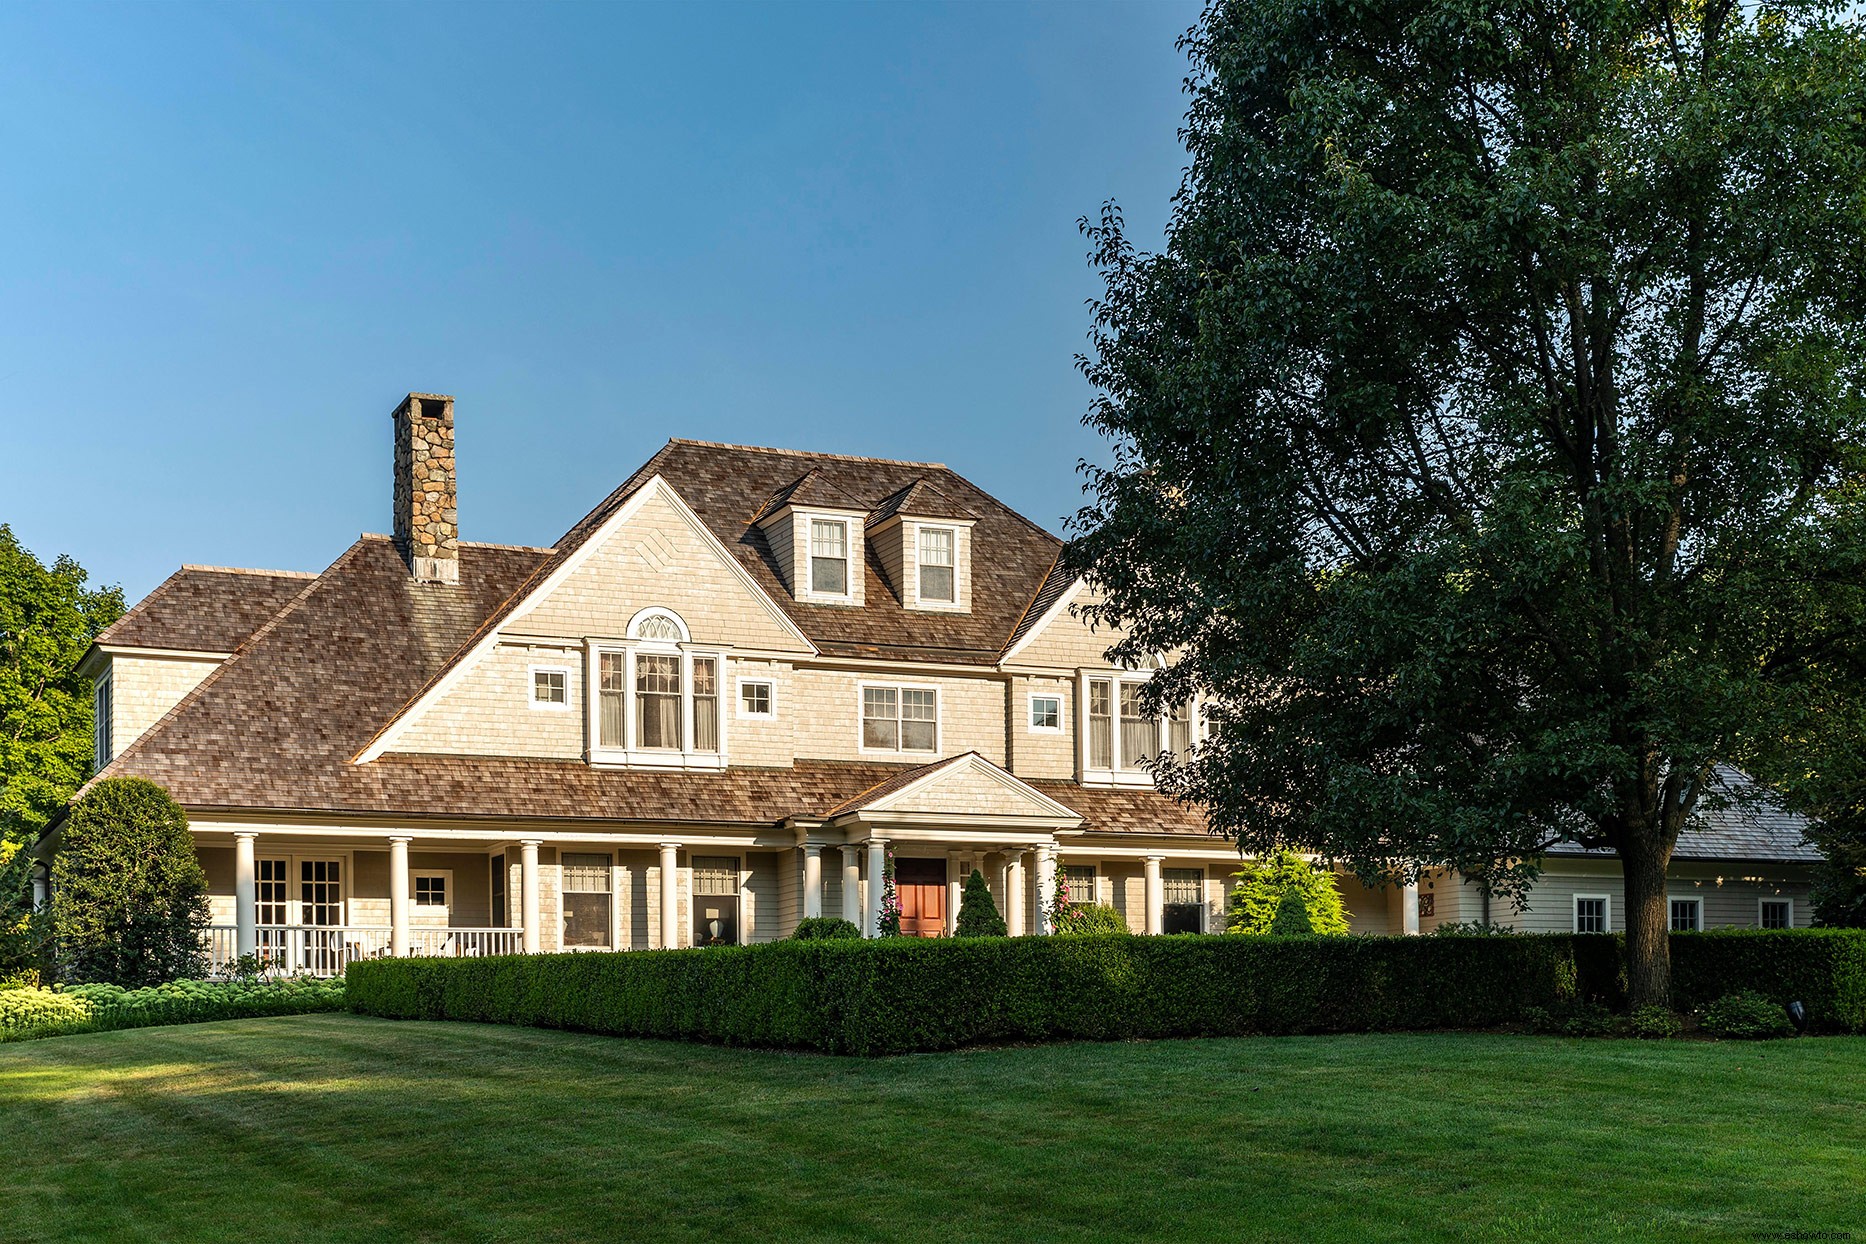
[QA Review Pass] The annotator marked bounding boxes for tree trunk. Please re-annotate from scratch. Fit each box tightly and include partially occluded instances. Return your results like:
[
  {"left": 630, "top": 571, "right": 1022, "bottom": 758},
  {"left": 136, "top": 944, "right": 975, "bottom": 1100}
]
[{"left": 1620, "top": 837, "right": 1673, "bottom": 1011}]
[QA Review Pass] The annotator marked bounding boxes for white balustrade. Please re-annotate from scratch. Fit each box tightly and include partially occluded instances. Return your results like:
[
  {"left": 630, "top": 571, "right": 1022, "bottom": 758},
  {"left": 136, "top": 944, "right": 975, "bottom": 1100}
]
[{"left": 204, "top": 924, "right": 527, "bottom": 976}]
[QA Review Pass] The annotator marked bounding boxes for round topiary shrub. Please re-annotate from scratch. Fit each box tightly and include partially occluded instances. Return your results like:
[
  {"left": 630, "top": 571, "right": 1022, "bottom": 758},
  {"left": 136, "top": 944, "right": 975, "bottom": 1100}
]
[
  {"left": 50, "top": 778, "right": 209, "bottom": 986},
  {"left": 1701, "top": 989, "right": 1794, "bottom": 1039},
  {"left": 956, "top": 869, "right": 1007, "bottom": 937},
  {"left": 789, "top": 917, "right": 862, "bottom": 941}
]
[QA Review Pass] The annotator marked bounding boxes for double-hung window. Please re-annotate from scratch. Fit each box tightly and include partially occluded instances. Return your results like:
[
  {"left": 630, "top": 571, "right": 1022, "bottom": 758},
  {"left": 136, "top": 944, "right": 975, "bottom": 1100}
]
[
  {"left": 811, "top": 519, "right": 849, "bottom": 595},
  {"left": 1082, "top": 671, "right": 1198, "bottom": 786},
  {"left": 1574, "top": 895, "right": 1610, "bottom": 934},
  {"left": 561, "top": 853, "right": 612, "bottom": 949},
  {"left": 862, "top": 685, "right": 937, "bottom": 753},
  {"left": 1760, "top": 898, "right": 1792, "bottom": 929},
  {"left": 591, "top": 610, "right": 727, "bottom": 768},
  {"left": 1163, "top": 869, "right": 1204, "bottom": 933},
  {"left": 918, "top": 526, "right": 955, "bottom": 603},
  {"left": 1669, "top": 897, "right": 1702, "bottom": 932},
  {"left": 693, "top": 856, "right": 741, "bottom": 946}
]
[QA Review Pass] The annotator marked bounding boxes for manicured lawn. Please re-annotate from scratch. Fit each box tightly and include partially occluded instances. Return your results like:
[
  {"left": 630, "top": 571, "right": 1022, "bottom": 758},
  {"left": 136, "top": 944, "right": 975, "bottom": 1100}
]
[{"left": 1, "top": 1017, "right": 1861, "bottom": 1243}]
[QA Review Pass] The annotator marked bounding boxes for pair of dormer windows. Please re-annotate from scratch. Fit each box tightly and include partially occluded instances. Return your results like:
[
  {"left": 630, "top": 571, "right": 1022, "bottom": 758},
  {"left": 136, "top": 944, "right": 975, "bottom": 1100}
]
[{"left": 807, "top": 517, "right": 954, "bottom": 603}]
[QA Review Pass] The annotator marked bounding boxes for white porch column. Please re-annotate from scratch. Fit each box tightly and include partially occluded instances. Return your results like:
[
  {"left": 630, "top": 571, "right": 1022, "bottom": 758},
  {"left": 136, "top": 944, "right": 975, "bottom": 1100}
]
[
  {"left": 1006, "top": 851, "right": 1025, "bottom": 936},
  {"left": 519, "top": 839, "right": 542, "bottom": 953},
  {"left": 840, "top": 845, "right": 861, "bottom": 925},
  {"left": 1402, "top": 877, "right": 1421, "bottom": 936},
  {"left": 947, "top": 852, "right": 964, "bottom": 935},
  {"left": 388, "top": 836, "right": 412, "bottom": 957},
  {"left": 1035, "top": 843, "right": 1057, "bottom": 935},
  {"left": 1143, "top": 854, "right": 1165, "bottom": 936},
  {"left": 802, "top": 844, "right": 823, "bottom": 920},
  {"left": 659, "top": 842, "right": 681, "bottom": 949},
  {"left": 233, "top": 831, "right": 257, "bottom": 958},
  {"left": 864, "top": 838, "right": 887, "bottom": 936}
]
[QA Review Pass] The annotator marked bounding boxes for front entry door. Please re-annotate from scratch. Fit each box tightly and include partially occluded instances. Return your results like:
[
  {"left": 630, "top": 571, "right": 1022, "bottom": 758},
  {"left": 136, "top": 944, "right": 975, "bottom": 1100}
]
[{"left": 895, "top": 857, "right": 947, "bottom": 937}]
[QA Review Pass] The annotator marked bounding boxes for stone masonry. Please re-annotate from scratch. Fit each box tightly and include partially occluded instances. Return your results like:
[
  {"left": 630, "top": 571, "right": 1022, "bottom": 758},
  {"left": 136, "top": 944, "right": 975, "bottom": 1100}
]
[{"left": 392, "top": 392, "right": 459, "bottom": 583}]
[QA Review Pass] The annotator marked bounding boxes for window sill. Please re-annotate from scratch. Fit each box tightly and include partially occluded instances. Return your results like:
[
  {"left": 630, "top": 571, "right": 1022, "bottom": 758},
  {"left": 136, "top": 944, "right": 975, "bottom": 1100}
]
[
  {"left": 589, "top": 749, "right": 729, "bottom": 771},
  {"left": 1080, "top": 769, "right": 1155, "bottom": 789}
]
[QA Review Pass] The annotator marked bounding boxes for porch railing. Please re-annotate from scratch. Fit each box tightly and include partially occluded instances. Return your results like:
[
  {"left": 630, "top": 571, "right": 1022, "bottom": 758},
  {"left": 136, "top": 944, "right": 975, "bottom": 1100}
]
[{"left": 203, "top": 925, "right": 526, "bottom": 977}]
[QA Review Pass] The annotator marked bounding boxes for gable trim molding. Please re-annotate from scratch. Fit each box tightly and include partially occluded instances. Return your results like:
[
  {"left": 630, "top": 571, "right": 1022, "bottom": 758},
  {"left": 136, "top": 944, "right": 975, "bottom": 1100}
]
[
  {"left": 354, "top": 474, "right": 817, "bottom": 763},
  {"left": 997, "top": 574, "right": 1088, "bottom": 667}
]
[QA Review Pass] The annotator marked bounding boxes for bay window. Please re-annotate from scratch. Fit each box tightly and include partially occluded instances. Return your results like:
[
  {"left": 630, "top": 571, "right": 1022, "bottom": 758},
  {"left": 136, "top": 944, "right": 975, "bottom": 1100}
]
[{"left": 1079, "top": 670, "right": 1199, "bottom": 786}]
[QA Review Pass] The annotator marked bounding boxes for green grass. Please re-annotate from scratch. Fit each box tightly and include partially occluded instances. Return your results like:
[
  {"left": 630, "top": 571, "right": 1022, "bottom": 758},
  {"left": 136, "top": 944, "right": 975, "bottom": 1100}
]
[{"left": 1, "top": 1017, "right": 1861, "bottom": 1243}]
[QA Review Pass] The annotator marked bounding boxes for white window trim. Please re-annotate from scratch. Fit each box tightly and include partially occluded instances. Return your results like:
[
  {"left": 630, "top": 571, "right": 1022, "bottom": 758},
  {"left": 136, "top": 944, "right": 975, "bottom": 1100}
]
[
  {"left": 736, "top": 677, "right": 776, "bottom": 719},
  {"left": 1667, "top": 894, "right": 1703, "bottom": 932},
  {"left": 856, "top": 680, "right": 942, "bottom": 757},
  {"left": 253, "top": 850, "right": 356, "bottom": 929},
  {"left": 1027, "top": 692, "right": 1064, "bottom": 733},
  {"left": 527, "top": 664, "right": 573, "bottom": 712},
  {"left": 586, "top": 623, "right": 731, "bottom": 770},
  {"left": 1077, "top": 669, "right": 1198, "bottom": 788},
  {"left": 411, "top": 868, "right": 453, "bottom": 916},
  {"left": 559, "top": 850, "right": 617, "bottom": 952},
  {"left": 915, "top": 524, "right": 958, "bottom": 605},
  {"left": 1759, "top": 896, "right": 1794, "bottom": 928},
  {"left": 806, "top": 516, "right": 855, "bottom": 603},
  {"left": 93, "top": 670, "right": 113, "bottom": 771},
  {"left": 1573, "top": 893, "right": 1612, "bottom": 934}
]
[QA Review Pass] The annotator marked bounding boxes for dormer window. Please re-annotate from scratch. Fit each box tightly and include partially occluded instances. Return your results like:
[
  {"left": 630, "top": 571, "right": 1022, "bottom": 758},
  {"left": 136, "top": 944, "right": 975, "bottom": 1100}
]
[
  {"left": 918, "top": 527, "right": 955, "bottom": 603},
  {"left": 810, "top": 519, "right": 849, "bottom": 596},
  {"left": 588, "top": 608, "right": 728, "bottom": 770}
]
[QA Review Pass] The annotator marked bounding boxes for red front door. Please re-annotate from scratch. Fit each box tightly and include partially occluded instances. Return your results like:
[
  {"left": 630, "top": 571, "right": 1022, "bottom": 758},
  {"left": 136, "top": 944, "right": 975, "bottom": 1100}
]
[{"left": 895, "top": 857, "right": 947, "bottom": 937}]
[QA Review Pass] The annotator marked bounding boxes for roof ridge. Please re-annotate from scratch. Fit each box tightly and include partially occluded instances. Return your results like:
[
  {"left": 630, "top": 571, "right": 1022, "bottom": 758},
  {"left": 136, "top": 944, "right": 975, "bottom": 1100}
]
[
  {"left": 177, "top": 564, "right": 318, "bottom": 579},
  {"left": 667, "top": 437, "right": 946, "bottom": 470}
]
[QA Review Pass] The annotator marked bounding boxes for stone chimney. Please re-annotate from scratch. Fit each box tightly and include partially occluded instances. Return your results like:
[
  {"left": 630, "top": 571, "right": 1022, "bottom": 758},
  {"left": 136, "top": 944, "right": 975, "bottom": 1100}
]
[{"left": 392, "top": 392, "right": 459, "bottom": 583}]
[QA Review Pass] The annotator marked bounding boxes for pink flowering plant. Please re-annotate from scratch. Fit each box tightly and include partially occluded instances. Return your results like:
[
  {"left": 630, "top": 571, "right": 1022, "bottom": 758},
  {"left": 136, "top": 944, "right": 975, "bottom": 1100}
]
[{"left": 877, "top": 847, "right": 903, "bottom": 937}]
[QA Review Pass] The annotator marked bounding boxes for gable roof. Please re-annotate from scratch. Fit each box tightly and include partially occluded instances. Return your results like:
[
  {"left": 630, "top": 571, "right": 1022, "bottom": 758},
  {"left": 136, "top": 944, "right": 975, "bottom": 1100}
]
[
  {"left": 92, "top": 565, "right": 315, "bottom": 655},
  {"left": 866, "top": 478, "right": 981, "bottom": 526},
  {"left": 750, "top": 468, "right": 871, "bottom": 523},
  {"left": 822, "top": 751, "right": 1081, "bottom": 823}
]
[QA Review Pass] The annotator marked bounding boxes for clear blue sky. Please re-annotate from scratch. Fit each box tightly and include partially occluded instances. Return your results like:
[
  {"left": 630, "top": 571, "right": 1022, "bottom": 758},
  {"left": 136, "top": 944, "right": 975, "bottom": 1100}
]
[{"left": 0, "top": 1, "right": 1199, "bottom": 604}]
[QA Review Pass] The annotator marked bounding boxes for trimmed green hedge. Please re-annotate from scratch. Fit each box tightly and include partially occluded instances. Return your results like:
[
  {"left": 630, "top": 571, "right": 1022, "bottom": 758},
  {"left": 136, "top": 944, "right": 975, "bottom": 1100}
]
[
  {"left": 347, "top": 930, "right": 1866, "bottom": 1055},
  {"left": 0, "top": 978, "right": 348, "bottom": 1043}
]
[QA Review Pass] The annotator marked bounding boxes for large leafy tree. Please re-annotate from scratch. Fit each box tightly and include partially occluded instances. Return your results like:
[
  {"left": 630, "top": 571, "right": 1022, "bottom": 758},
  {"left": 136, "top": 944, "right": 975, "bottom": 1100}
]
[
  {"left": 0, "top": 525, "right": 123, "bottom": 967},
  {"left": 1070, "top": 0, "right": 1866, "bottom": 1007}
]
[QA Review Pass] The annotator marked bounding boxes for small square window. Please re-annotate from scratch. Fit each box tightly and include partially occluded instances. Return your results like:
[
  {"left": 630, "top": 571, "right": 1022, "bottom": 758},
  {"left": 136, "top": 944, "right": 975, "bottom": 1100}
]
[
  {"left": 1760, "top": 899, "right": 1792, "bottom": 929},
  {"left": 413, "top": 875, "right": 447, "bottom": 908},
  {"left": 740, "top": 680, "right": 774, "bottom": 718},
  {"left": 1062, "top": 864, "right": 1096, "bottom": 905},
  {"left": 1669, "top": 898, "right": 1702, "bottom": 932},
  {"left": 530, "top": 667, "right": 568, "bottom": 709},
  {"left": 1029, "top": 695, "right": 1061, "bottom": 731},
  {"left": 1574, "top": 896, "right": 1609, "bottom": 934}
]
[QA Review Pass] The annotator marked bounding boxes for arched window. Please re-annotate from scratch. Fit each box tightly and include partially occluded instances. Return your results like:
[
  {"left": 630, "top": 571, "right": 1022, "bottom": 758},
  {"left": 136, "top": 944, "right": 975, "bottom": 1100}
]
[{"left": 594, "top": 608, "right": 724, "bottom": 766}]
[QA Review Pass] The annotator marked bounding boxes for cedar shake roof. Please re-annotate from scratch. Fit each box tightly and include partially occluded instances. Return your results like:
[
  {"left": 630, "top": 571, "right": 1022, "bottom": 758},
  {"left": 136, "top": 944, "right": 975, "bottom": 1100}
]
[
  {"left": 415, "top": 440, "right": 1068, "bottom": 685},
  {"left": 93, "top": 565, "right": 315, "bottom": 654},
  {"left": 1002, "top": 556, "right": 1075, "bottom": 657},
  {"left": 749, "top": 468, "right": 871, "bottom": 523},
  {"left": 866, "top": 478, "right": 981, "bottom": 526}
]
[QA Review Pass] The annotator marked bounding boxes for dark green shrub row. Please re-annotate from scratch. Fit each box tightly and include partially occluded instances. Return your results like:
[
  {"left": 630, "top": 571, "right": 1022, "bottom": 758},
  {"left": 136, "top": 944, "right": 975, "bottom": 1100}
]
[
  {"left": 1668, "top": 929, "right": 1866, "bottom": 1029},
  {"left": 349, "top": 930, "right": 1866, "bottom": 1055},
  {"left": 0, "top": 977, "right": 347, "bottom": 1043}
]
